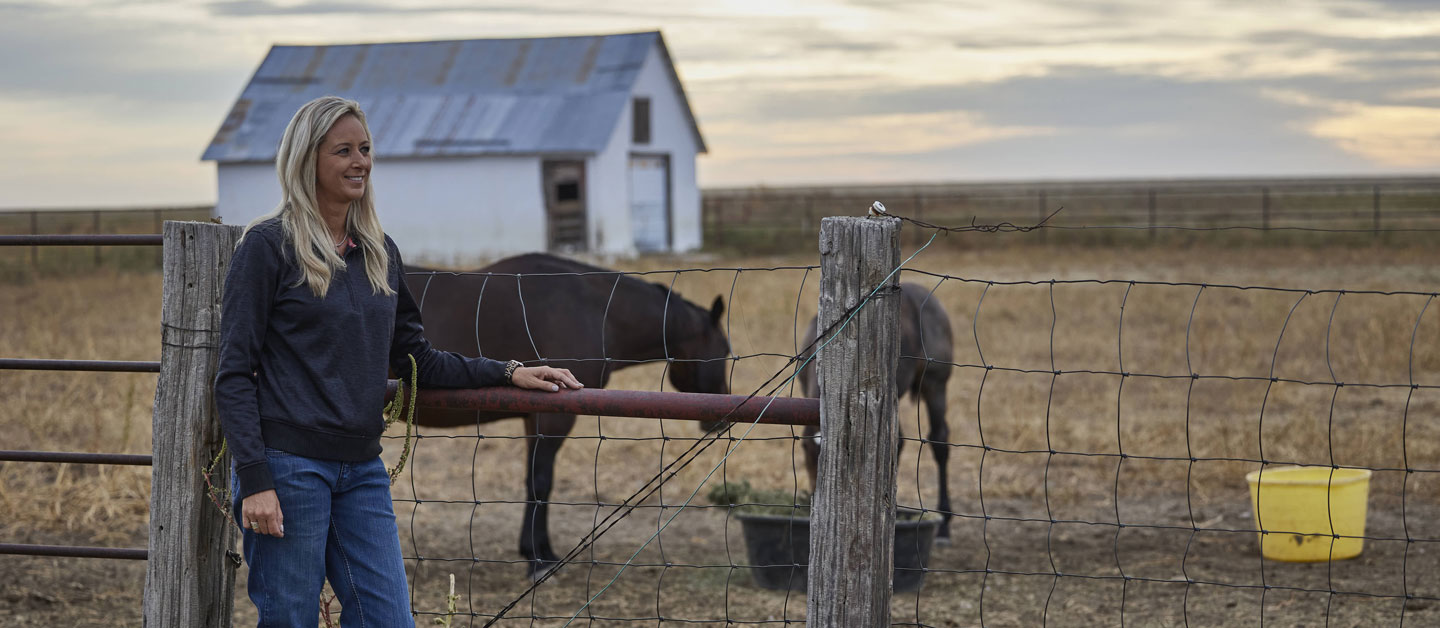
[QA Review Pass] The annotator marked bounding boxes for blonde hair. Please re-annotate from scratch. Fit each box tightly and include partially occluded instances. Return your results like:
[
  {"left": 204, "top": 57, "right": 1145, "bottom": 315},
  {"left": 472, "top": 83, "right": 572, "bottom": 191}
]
[{"left": 241, "top": 96, "right": 393, "bottom": 298}]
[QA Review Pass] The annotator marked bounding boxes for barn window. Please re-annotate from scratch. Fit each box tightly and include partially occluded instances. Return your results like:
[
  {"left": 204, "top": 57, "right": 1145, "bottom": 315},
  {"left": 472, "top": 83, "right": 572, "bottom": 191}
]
[
  {"left": 556, "top": 181, "right": 580, "bottom": 202},
  {"left": 633, "top": 97, "right": 651, "bottom": 145}
]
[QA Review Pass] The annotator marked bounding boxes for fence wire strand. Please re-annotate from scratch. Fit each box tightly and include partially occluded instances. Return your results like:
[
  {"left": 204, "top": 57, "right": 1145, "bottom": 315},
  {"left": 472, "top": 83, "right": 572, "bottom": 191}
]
[
  {"left": 887, "top": 210, "right": 1439, "bottom": 627},
  {"left": 386, "top": 208, "right": 1439, "bottom": 626}
]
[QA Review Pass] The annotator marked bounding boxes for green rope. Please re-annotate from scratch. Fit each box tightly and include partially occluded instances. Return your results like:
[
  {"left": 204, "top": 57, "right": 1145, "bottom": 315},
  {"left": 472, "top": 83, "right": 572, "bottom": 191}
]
[
  {"left": 201, "top": 439, "right": 237, "bottom": 529},
  {"left": 204, "top": 352, "right": 420, "bottom": 525},
  {"left": 385, "top": 353, "right": 419, "bottom": 484}
]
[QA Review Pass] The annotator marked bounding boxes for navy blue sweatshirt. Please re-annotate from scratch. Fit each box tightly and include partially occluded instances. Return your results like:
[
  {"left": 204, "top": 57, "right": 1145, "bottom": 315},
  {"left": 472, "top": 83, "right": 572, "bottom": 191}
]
[{"left": 214, "top": 218, "right": 507, "bottom": 499}]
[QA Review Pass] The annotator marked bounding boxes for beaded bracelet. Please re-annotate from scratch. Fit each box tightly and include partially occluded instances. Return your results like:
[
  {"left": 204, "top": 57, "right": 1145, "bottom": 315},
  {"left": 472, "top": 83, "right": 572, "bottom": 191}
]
[{"left": 503, "top": 360, "right": 523, "bottom": 385}]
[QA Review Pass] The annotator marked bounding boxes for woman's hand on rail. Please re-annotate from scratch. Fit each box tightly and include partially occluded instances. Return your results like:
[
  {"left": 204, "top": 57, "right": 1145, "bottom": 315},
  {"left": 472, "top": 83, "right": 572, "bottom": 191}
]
[{"left": 512, "top": 366, "right": 583, "bottom": 392}]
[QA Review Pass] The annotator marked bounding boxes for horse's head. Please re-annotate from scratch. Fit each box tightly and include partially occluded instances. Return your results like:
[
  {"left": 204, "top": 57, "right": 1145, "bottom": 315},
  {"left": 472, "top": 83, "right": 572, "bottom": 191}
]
[{"left": 664, "top": 295, "right": 732, "bottom": 431}]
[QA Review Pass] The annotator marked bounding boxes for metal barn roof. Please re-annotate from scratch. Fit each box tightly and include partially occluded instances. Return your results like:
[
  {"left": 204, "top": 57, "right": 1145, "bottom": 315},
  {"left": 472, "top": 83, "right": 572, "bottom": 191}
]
[{"left": 202, "top": 31, "right": 706, "bottom": 162}]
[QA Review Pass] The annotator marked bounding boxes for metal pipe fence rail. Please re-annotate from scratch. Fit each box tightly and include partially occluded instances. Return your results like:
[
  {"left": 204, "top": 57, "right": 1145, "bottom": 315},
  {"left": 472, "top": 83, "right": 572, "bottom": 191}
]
[
  {"left": 3, "top": 226, "right": 853, "bottom": 627},
  {"left": 0, "top": 389, "right": 813, "bottom": 564},
  {"left": 0, "top": 446, "right": 155, "bottom": 561},
  {"left": 0, "top": 231, "right": 170, "bottom": 563},
  {"left": 0, "top": 205, "right": 209, "bottom": 270},
  {"left": 75, "top": 221, "right": 893, "bottom": 627},
  {"left": 0, "top": 358, "right": 161, "bottom": 372}
]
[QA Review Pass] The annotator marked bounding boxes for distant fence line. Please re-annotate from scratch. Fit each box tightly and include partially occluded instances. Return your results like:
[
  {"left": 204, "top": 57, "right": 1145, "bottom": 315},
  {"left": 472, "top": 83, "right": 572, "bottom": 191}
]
[
  {"left": 0, "top": 205, "right": 213, "bottom": 273},
  {"left": 702, "top": 178, "right": 1440, "bottom": 249}
]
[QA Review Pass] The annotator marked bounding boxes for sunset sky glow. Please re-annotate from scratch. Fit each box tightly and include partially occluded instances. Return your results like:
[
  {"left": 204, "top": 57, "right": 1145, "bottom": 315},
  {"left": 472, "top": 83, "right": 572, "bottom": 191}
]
[{"left": 2, "top": 0, "right": 1439, "bottom": 208}]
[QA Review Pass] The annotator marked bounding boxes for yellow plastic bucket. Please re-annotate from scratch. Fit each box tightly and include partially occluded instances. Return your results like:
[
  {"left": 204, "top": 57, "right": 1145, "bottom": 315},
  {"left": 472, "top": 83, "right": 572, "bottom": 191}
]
[{"left": 1246, "top": 466, "right": 1372, "bottom": 562}]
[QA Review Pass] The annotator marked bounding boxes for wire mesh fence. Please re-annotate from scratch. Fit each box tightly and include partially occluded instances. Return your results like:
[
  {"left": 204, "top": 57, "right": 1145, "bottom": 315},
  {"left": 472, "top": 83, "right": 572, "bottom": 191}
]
[
  {"left": 9, "top": 218, "right": 1440, "bottom": 625},
  {"left": 391, "top": 262, "right": 827, "bottom": 626},
  {"left": 384, "top": 211, "right": 1440, "bottom": 626},
  {"left": 884, "top": 267, "right": 1440, "bottom": 626}
]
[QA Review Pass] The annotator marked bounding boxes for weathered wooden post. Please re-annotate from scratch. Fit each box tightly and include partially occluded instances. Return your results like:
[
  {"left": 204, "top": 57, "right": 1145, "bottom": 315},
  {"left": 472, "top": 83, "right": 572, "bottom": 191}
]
[
  {"left": 807, "top": 215, "right": 902, "bottom": 627},
  {"left": 1147, "top": 188, "right": 1157, "bottom": 241},
  {"left": 1036, "top": 189, "right": 1048, "bottom": 243},
  {"left": 93, "top": 210, "right": 102, "bottom": 266},
  {"left": 30, "top": 210, "right": 39, "bottom": 267},
  {"left": 144, "top": 221, "right": 242, "bottom": 627},
  {"left": 1372, "top": 184, "right": 1382, "bottom": 236}
]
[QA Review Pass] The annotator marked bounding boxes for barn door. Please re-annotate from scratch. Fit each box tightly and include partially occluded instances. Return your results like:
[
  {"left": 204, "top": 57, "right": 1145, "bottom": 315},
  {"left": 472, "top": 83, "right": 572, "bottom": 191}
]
[
  {"left": 543, "top": 160, "right": 587, "bottom": 252},
  {"left": 628, "top": 153, "right": 670, "bottom": 253}
]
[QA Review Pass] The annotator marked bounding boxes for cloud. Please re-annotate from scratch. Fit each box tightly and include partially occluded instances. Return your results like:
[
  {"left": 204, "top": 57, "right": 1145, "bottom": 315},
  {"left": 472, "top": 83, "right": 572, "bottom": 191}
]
[
  {"left": 5, "top": 0, "right": 1440, "bottom": 205},
  {"left": 695, "top": 66, "right": 1398, "bottom": 186},
  {"left": 702, "top": 66, "right": 1330, "bottom": 128},
  {"left": 205, "top": 0, "right": 745, "bottom": 21},
  {"left": 0, "top": 97, "right": 215, "bottom": 208},
  {"left": 1312, "top": 104, "right": 1440, "bottom": 166},
  {"left": 706, "top": 110, "right": 1052, "bottom": 161},
  {"left": 1344, "top": 0, "right": 1440, "bottom": 13},
  {"left": 0, "top": 4, "right": 248, "bottom": 103},
  {"left": 208, "top": 0, "right": 427, "bottom": 15},
  {"left": 802, "top": 39, "right": 897, "bottom": 53},
  {"left": 1250, "top": 30, "right": 1440, "bottom": 56}
]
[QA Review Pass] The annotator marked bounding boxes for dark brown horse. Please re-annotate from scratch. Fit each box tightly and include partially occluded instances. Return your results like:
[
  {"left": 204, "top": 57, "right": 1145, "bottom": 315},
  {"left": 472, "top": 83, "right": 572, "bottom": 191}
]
[
  {"left": 404, "top": 253, "right": 731, "bottom": 578},
  {"left": 796, "top": 282, "right": 955, "bottom": 542}
]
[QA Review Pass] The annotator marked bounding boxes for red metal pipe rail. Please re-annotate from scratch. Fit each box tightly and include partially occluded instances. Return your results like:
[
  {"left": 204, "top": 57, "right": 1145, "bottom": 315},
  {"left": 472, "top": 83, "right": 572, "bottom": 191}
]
[
  {"left": 385, "top": 382, "right": 820, "bottom": 426},
  {"left": 0, "top": 385, "right": 814, "bottom": 562}
]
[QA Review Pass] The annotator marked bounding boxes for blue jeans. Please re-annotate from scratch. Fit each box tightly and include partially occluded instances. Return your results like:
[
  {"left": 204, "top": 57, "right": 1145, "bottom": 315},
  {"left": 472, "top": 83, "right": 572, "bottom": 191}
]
[{"left": 233, "top": 449, "right": 413, "bottom": 628}]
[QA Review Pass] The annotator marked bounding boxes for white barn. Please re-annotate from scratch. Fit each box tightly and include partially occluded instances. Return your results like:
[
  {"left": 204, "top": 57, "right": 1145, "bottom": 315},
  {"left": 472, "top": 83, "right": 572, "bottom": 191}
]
[{"left": 202, "top": 31, "right": 707, "bottom": 260}]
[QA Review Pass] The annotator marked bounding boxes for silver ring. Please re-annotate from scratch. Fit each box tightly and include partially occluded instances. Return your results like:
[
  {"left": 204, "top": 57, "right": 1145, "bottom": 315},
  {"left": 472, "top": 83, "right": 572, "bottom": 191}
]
[{"left": 249, "top": 521, "right": 259, "bottom": 530}]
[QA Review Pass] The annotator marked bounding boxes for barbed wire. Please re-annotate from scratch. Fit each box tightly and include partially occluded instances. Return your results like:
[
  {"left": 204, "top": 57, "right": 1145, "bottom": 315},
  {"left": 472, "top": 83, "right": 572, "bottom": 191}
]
[
  {"left": 1045, "top": 224, "right": 1440, "bottom": 233},
  {"left": 871, "top": 200, "right": 1063, "bottom": 233}
]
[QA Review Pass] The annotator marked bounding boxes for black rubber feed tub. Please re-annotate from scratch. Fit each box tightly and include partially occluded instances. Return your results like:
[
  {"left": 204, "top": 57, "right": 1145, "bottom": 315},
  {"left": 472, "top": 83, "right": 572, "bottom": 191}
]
[{"left": 735, "top": 507, "right": 940, "bottom": 593}]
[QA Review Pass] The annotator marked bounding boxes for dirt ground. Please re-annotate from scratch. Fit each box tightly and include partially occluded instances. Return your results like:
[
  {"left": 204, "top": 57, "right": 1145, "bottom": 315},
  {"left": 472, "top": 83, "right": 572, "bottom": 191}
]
[
  {"left": 5, "top": 240, "right": 1440, "bottom": 626},
  {"left": 6, "top": 493, "right": 1439, "bottom": 627}
]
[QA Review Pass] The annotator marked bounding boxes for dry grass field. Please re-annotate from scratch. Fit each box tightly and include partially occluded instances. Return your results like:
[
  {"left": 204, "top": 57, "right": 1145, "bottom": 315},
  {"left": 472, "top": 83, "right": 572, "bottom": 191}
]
[{"left": 4, "top": 233, "right": 1440, "bottom": 626}]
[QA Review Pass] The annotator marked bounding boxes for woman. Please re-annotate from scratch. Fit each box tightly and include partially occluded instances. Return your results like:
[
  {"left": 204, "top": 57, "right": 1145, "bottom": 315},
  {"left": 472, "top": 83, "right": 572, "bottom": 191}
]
[{"left": 214, "top": 95, "right": 582, "bottom": 627}]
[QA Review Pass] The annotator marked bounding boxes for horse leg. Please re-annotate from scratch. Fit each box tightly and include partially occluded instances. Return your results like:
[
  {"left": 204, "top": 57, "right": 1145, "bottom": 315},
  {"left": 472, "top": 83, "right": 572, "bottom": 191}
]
[
  {"left": 921, "top": 379, "right": 953, "bottom": 544},
  {"left": 520, "top": 412, "right": 575, "bottom": 580}
]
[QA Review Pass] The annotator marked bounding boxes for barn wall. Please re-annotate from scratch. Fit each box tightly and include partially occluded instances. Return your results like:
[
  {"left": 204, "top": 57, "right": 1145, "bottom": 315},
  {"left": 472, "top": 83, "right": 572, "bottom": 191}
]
[
  {"left": 583, "top": 41, "right": 703, "bottom": 257},
  {"left": 628, "top": 43, "right": 702, "bottom": 252},
  {"left": 215, "top": 163, "right": 279, "bottom": 227},
  {"left": 215, "top": 157, "right": 545, "bottom": 265},
  {"left": 588, "top": 114, "right": 634, "bottom": 256},
  {"left": 376, "top": 157, "right": 544, "bottom": 265}
]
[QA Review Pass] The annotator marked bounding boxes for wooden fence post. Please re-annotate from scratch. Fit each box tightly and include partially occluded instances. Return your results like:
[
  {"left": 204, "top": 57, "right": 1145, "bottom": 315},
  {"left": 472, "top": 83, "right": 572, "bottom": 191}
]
[
  {"left": 1036, "top": 189, "right": 1048, "bottom": 243},
  {"left": 1373, "top": 184, "right": 1382, "bottom": 236},
  {"left": 1261, "top": 186, "right": 1271, "bottom": 232},
  {"left": 807, "top": 216, "right": 902, "bottom": 627},
  {"left": 1147, "top": 188, "right": 1157, "bottom": 241},
  {"left": 144, "top": 221, "right": 242, "bottom": 627},
  {"left": 93, "top": 210, "right": 102, "bottom": 266}
]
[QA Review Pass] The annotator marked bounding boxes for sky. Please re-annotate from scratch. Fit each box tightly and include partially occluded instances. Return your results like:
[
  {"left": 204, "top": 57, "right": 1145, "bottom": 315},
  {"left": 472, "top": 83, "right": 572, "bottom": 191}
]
[{"left": 2, "top": 0, "right": 1439, "bottom": 208}]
